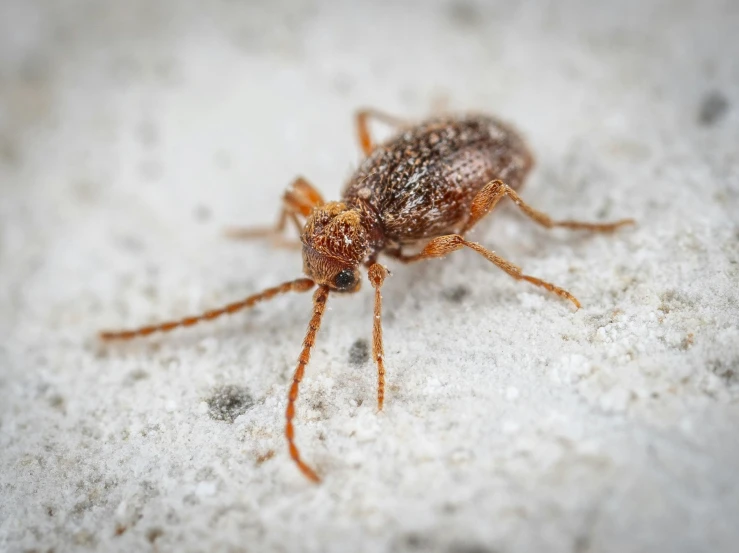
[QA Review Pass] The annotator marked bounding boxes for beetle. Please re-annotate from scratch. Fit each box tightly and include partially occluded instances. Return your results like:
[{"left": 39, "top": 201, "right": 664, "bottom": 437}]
[{"left": 101, "top": 108, "right": 633, "bottom": 482}]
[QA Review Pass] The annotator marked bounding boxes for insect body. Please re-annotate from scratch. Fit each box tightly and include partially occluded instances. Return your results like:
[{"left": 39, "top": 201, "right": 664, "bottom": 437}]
[{"left": 101, "top": 109, "right": 633, "bottom": 482}]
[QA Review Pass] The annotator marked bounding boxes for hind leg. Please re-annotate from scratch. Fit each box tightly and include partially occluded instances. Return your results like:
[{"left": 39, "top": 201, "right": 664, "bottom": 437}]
[
  {"left": 462, "top": 179, "right": 635, "bottom": 234},
  {"left": 355, "top": 108, "right": 408, "bottom": 156}
]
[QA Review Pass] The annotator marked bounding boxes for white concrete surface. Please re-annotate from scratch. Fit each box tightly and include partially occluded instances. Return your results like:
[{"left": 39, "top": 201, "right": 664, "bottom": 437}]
[{"left": 1, "top": 1, "right": 738, "bottom": 552}]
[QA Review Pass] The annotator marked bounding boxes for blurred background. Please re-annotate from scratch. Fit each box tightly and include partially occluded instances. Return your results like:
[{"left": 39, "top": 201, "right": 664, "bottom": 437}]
[{"left": 1, "top": 1, "right": 737, "bottom": 552}]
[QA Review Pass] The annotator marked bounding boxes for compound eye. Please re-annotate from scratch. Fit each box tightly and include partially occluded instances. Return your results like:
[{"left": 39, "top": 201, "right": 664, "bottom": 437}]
[{"left": 334, "top": 269, "right": 356, "bottom": 290}]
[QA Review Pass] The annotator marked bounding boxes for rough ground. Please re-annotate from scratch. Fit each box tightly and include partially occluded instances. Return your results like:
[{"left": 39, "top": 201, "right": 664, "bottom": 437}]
[{"left": 1, "top": 1, "right": 738, "bottom": 552}]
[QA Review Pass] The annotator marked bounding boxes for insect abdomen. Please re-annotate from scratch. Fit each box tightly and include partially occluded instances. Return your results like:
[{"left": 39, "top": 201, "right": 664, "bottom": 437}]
[{"left": 344, "top": 115, "right": 534, "bottom": 243}]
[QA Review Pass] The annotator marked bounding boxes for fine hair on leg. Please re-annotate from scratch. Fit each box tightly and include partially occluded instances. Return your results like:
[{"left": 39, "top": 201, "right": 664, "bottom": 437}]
[
  {"left": 368, "top": 263, "right": 389, "bottom": 411},
  {"left": 285, "top": 285, "right": 330, "bottom": 483}
]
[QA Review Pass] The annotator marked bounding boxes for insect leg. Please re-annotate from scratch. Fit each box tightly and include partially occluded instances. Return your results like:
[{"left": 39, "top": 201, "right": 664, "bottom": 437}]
[
  {"left": 368, "top": 263, "right": 389, "bottom": 411},
  {"left": 402, "top": 235, "right": 581, "bottom": 308},
  {"left": 285, "top": 285, "right": 330, "bottom": 483},
  {"left": 224, "top": 176, "right": 325, "bottom": 246},
  {"left": 355, "top": 108, "right": 408, "bottom": 156},
  {"left": 462, "top": 179, "right": 635, "bottom": 235},
  {"left": 99, "top": 278, "right": 315, "bottom": 340}
]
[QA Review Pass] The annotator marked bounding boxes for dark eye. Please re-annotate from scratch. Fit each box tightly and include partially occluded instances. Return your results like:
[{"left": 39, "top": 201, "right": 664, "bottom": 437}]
[{"left": 334, "top": 269, "right": 356, "bottom": 290}]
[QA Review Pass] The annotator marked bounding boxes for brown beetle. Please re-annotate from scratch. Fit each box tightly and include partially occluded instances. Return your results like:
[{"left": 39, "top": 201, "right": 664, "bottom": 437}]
[{"left": 101, "top": 109, "right": 633, "bottom": 482}]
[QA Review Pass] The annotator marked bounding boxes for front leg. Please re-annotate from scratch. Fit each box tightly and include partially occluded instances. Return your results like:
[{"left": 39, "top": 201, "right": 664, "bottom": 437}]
[
  {"left": 368, "top": 263, "right": 389, "bottom": 410},
  {"left": 224, "top": 176, "right": 325, "bottom": 247}
]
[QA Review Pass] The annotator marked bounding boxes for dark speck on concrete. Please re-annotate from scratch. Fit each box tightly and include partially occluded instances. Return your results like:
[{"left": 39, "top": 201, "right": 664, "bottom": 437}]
[
  {"left": 447, "top": 1, "right": 483, "bottom": 28},
  {"left": 48, "top": 394, "right": 65, "bottom": 411},
  {"left": 136, "top": 120, "right": 158, "bottom": 147},
  {"left": 126, "top": 368, "right": 149, "bottom": 384},
  {"left": 708, "top": 357, "right": 738, "bottom": 385},
  {"left": 448, "top": 545, "right": 497, "bottom": 553},
  {"left": 443, "top": 285, "right": 470, "bottom": 303},
  {"left": 698, "top": 91, "right": 729, "bottom": 126},
  {"left": 349, "top": 338, "right": 370, "bottom": 366},
  {"left": 0, "top": 134, "right": 20, "bottom": 166},
  {"left": 206, "top": 385, "right": 255, "bottom": 423},
  {"left": 115, "top": 234, "right": 145, "bottom": 253},
  {"left": 195, "top": 466, "right": 217, "bottom": 482},
  {"left": 71, "top": 499, "right": 93, "bottom": 518},
  {"left": 193, "top": 204, "right": 212, "bottom": 222},
  {"left": 146, "top": 527, "right": 164, "bottom": 544},
  {"left": 401, "top": 533, "right": 430, "bottom": 549}
]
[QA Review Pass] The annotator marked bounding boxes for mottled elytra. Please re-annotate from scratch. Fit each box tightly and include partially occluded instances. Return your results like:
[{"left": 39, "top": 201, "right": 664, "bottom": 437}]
[{"left": 100, "top": 108, "right": 634, "bottom": 482}]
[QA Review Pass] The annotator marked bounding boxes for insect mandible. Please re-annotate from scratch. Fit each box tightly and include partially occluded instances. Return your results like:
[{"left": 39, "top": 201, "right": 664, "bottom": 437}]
[{"left": 100, "top": 108, "right": 634, "bottom": 482}]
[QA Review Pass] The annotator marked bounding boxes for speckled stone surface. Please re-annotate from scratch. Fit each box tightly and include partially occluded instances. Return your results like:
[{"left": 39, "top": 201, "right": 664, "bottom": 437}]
[{"left": 1, "top": 1, "right": 738, "bottom": 552}]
